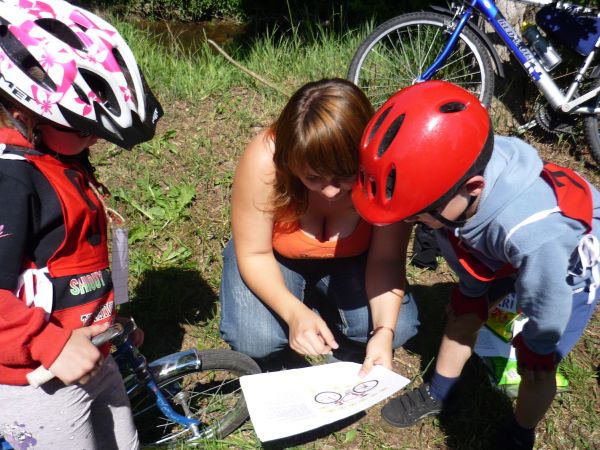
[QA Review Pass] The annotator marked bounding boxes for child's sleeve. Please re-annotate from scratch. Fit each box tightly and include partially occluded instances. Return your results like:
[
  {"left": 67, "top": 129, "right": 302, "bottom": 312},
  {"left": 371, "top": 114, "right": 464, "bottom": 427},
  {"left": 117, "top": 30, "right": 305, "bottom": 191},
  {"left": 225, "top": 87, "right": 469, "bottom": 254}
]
[
  {"left": 0, "top": 289, "right": 70, "bottom": 368},
  {"left": 0, "top": 169, "right": 71, "bottom": 368}
]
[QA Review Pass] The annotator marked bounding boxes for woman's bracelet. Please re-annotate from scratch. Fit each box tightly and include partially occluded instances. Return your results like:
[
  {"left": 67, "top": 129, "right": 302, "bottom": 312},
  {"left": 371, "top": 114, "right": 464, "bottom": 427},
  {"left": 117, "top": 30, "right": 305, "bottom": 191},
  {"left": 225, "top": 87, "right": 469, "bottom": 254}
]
[{"left": 369, "top": 325, "right": 395, "bottom": 340}]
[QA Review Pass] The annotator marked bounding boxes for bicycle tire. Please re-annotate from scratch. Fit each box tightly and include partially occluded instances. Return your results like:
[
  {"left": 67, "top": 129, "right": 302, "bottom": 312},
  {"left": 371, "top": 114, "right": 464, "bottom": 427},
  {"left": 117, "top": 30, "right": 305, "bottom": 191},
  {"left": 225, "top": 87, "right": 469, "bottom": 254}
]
[
  {"left": 130, "top": 349, "right": 260, "bottom": 446},
  {"left": 582, "top": 76, "right": 600, "bottom": 166},
  {"left": 347, "top": 11, "right": 495, "bottom": 109}
]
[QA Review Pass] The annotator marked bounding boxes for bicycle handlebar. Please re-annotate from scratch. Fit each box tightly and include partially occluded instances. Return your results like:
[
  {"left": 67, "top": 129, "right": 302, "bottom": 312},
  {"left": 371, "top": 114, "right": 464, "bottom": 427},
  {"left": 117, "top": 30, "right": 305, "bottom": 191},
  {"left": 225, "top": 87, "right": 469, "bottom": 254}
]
[{"left": 26, "top": 320, "right": 133, "bottom": 388}]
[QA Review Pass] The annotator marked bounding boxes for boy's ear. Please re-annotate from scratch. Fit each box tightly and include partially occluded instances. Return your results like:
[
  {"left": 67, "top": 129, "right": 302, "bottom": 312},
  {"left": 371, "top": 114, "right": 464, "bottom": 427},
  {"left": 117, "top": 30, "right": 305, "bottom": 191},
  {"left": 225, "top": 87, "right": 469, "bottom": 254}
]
[{"left": 464, "top": 175, "right": 485, "bottom": 196}]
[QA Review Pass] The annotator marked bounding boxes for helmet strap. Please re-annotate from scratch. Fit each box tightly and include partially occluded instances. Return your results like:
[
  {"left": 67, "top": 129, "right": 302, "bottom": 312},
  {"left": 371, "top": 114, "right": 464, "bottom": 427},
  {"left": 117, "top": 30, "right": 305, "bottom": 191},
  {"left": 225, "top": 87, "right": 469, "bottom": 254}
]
[{"left": 428, "top": 194, "right": 478, "bottom": 228}]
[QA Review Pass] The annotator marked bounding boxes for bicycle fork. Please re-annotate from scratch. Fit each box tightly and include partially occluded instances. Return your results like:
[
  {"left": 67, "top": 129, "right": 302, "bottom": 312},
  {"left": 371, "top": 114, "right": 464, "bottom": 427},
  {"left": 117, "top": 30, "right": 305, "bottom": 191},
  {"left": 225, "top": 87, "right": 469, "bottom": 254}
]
[
  {"left": 116, "top": 342, "right": 205, "bottom": 438},
  {"left": 417, "top": 5, "right": 475, "bottom": 82}
]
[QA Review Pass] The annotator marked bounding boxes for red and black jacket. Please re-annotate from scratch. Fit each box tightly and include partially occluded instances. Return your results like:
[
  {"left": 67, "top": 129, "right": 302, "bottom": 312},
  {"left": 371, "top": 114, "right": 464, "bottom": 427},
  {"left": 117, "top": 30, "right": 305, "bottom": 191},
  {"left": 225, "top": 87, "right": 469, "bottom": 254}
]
[{"left": 0, "top": 128, "right": 114, "bottom": 385}]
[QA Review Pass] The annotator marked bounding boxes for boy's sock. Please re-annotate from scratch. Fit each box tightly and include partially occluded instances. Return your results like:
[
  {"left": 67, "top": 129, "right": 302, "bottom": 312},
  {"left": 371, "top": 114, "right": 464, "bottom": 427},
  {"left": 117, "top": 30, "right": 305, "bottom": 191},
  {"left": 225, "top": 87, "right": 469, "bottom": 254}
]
[{"left": 428, "top": 371, "right": 459, "bottom": 402}]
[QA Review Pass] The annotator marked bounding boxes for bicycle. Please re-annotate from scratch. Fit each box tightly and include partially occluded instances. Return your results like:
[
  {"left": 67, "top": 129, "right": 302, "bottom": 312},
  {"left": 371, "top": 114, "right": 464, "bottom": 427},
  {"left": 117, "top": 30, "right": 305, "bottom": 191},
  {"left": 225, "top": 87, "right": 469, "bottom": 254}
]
[
  {"left": 347, "top": 0, "right": 600, "bottom": 165},
  {"left": 314, "top": 379, "right": 379, "bottom": 405},
  {"left": 1, "top": 317, "right": 261, "bottom": 448}
]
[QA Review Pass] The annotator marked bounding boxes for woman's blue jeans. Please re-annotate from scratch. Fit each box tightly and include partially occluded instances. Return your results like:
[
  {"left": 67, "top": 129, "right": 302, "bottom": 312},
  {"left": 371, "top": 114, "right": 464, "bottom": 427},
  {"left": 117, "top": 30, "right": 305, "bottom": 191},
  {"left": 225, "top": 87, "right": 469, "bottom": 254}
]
[{"left": 219, "top": 240, "right": 419, "bottom": 361}]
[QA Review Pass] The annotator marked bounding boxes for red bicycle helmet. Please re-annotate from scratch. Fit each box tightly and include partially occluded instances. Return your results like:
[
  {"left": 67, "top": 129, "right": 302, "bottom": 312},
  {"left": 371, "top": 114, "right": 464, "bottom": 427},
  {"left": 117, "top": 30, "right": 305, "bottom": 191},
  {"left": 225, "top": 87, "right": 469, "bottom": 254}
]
[{"left": 352, "top": 80, "right": 493, "bottom": 225}]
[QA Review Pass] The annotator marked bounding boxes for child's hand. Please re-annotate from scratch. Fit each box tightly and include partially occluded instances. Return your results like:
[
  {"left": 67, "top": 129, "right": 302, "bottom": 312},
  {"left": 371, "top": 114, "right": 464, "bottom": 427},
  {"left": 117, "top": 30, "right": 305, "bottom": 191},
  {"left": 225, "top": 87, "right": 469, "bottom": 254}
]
[
  {"left": 115, "top": 316, "right": 144, "bottom": 347},
  {"left": 512, "top": 332, "right": 556, "bottom": 376},
  {"left": 130, "top": 327, "right": 144, "bottom": 348},
  {"left": 48, "top": 323, "right": 110, "bottom": 385}
]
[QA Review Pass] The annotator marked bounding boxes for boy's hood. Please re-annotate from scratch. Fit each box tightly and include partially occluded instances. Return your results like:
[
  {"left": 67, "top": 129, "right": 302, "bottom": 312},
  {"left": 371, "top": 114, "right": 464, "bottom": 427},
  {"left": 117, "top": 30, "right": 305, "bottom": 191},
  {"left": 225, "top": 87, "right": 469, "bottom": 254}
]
[{"left": 460, "top": 136, "right": 543, "bottom": 239}]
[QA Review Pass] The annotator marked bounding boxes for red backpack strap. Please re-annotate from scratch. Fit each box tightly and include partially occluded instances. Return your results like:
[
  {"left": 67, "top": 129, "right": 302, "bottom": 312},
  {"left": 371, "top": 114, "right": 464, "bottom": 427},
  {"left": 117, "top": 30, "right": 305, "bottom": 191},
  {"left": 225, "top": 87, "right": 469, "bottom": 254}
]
[
  {"left": 541, "top": 162, "right": 593, "bottom": 233},
  {"left": 447, "top": 231, "right": 516, "bottom": 282}
]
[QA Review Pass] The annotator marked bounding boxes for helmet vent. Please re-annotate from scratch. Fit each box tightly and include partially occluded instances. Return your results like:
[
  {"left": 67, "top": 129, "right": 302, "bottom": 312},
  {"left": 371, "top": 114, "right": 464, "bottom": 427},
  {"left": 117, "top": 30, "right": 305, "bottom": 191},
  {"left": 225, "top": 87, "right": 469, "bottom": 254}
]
[
  {"left": 74, "top": 23, "right": 89, "bottom": 33},
  {"left": 440, "top": 101, "right": 466, "bottom": 113},
  {"left": 73, "top": 83, "right": 90, "bottom": 105},
  {"left": 81, "top": 69, "right": 121, "bottom": 115},
  {"left": 377, "top": 113, "right": 404, "bottom": 157},
  {"left": 35, "top": 19, "right": 86, "bottom": 52},
  {"left": 0, "top": 20, "right": 56, "bottom": 91},
  {"left": 386, "top": 165, "right": 396, "bottom": 200},
  {"left": 100, "top": 113, "right": 122, "bottom": 139},
  {"left": 369, "top": 177, "right": 377, "bottom": 197},
  {"left": 366, "top": 106, "right": 391, "bottom": 146},
  {"left": 112, "top": 48, "right": 138, "bottom": 108}
]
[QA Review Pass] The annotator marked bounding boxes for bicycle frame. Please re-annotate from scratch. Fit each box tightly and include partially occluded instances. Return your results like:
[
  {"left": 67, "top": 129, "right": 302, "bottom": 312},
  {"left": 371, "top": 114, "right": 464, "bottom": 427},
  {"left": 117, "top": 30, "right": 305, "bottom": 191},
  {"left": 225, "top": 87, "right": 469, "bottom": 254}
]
[
  {"left": 421, "top": 0, "right": 600, "bottom": 114},
  {"left": 114, "top": 339, "right": 205, "bottom": 440}
]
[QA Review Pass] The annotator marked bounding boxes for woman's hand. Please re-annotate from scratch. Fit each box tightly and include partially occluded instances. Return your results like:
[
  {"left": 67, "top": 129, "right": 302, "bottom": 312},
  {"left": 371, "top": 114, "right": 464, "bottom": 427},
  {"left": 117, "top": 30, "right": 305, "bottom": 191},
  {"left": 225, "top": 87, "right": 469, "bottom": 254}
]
[
  {"left": 287, "top": 304, "right": 339, "bottom": 356},
  {"left": 359, "top": 329, "right": 394, "bottom": 377}
]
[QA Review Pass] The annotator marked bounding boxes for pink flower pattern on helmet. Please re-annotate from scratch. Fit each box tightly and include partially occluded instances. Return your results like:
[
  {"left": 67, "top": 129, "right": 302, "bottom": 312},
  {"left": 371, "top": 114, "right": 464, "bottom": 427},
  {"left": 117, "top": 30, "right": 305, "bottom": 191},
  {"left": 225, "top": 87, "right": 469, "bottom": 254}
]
[{"left": 0, "top": 0, "right": 163, "bottom": 148}]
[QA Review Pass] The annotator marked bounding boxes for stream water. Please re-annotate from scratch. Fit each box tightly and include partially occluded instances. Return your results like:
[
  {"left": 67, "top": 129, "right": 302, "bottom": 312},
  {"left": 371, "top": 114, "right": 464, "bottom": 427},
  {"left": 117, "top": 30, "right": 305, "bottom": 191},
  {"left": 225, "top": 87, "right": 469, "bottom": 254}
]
[{"left": 132, "top": 18, "right": 248, "bottom": 52}]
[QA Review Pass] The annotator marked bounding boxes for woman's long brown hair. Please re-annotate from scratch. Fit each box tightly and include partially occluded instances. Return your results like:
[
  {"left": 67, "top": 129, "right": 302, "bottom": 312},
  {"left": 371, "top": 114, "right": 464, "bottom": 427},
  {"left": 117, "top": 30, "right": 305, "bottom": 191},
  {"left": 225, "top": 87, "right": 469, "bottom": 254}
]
[{"left": 270, "top": 78, "right": 374, "bottom": 221}]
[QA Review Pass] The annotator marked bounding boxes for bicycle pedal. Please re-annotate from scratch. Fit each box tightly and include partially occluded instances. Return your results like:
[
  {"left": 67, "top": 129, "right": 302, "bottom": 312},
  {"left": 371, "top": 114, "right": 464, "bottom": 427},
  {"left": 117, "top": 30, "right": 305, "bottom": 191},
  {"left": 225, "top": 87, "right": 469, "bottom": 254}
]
[{"left": 516, "top": 120, "right": 537, "bottom": 135}]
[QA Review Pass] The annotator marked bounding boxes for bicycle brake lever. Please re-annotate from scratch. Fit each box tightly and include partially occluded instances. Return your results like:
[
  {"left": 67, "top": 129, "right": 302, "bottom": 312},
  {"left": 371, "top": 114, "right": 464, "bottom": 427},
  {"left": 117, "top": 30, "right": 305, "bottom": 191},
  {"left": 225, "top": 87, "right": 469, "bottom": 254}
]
[{"left": 91, "top": 323, "right": 124, "bottom": 346}]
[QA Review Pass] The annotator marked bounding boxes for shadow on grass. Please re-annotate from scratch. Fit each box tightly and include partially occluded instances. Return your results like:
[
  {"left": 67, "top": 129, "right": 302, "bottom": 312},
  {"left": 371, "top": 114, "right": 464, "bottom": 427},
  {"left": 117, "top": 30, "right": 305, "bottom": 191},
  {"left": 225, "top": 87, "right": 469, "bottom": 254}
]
[
  {"left": 439, "top": 357, "right": 514, "bottom": 449},
  {"left": 404, "top": 281, "right": 451, "bottom": 370},
  {"left": 402, "top": 281, "right": 515, "bottom": 449},
  {"left": 118, "top": 267, "right": 218, "bottom": 361},
  {"left": 262, "top": 412, "right": 365, "bottom": 450}
]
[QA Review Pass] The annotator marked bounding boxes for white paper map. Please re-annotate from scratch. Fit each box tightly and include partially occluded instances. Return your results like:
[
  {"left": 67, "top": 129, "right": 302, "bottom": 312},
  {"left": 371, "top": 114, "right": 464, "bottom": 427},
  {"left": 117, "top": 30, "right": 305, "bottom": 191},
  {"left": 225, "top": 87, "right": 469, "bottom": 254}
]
[{"left": 240, "top": 362, "right": 410, "bottom": 442}]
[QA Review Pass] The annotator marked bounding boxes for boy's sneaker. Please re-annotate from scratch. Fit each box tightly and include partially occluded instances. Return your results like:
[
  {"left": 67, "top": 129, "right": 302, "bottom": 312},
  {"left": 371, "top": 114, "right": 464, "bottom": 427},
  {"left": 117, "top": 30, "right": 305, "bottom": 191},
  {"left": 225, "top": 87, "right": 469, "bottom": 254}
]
[{"left": 381, "top": 382, "right": 443, "bottom": 427}]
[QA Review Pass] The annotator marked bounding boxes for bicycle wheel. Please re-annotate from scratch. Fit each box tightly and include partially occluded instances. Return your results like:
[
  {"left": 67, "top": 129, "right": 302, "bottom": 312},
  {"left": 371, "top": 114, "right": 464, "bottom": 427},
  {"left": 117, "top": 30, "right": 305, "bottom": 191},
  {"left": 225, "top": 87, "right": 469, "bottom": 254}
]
[
  {"left": 582, "top": 76, "right": 600, "bottom": 166},
  {"left": 130, "top": 349, "right": 260, "bottom": 446},
  {"left": 348, "top": 12, "right": 495, "bottom": 109}
]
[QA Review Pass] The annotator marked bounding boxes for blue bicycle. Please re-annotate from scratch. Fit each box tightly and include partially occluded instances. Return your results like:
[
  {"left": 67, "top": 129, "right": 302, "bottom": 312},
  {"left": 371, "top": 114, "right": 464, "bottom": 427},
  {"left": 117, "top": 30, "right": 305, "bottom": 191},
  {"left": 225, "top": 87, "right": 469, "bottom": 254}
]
[
  {"left": 2, "top": 318, "right": 260, "bottom": 448},
  {"left": 348, "top": 0, "right": 600, "bottom": 164}
]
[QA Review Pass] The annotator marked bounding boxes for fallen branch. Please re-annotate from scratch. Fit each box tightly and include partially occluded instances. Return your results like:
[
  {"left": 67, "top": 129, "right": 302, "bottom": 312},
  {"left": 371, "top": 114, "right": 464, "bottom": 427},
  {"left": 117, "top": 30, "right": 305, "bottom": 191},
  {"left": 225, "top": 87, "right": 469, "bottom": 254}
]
[{"left": 207, "top": 39, "right": 291, "bottom": 98}]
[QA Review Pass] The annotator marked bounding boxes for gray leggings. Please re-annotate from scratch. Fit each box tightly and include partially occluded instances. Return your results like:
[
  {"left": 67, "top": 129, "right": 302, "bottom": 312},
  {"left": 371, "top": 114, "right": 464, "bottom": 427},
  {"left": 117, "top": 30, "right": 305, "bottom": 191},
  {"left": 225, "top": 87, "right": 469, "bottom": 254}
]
[{"left": 0, "top": 356, "right": 138, "bottom": 450}]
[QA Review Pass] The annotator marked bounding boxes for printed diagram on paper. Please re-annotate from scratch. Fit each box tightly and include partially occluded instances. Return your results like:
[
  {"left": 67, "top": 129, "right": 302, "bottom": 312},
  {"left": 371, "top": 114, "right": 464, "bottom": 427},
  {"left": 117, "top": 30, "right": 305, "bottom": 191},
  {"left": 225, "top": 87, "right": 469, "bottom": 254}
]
[
  {"left": 240, "top": 362, "right": 410, "bottom": 442},
  {"left": 312, "top": 378, "right": 384, "bottom": 413}
]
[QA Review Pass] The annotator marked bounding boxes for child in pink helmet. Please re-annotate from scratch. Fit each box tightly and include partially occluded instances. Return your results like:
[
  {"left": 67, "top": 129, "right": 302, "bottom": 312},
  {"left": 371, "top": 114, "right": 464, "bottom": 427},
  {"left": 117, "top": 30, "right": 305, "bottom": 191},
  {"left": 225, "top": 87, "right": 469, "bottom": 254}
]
[{"left": 0, "top": 1, "right": 162, "bottom": 448}]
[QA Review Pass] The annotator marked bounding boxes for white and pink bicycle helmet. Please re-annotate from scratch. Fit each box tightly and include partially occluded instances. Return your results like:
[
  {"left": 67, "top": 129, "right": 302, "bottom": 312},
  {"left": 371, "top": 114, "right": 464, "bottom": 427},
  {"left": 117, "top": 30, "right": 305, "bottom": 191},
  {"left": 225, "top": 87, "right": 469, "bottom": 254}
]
[{"left": 0, "top": 0, "right": 163, "bottom": 148}]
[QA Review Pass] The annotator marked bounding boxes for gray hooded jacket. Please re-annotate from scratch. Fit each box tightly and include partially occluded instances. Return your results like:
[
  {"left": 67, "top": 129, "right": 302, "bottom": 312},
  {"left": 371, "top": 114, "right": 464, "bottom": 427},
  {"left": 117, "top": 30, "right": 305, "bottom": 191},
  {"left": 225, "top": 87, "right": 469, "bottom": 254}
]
[{"left": 435, "top": 136, "right": 600, "bottom": 355}]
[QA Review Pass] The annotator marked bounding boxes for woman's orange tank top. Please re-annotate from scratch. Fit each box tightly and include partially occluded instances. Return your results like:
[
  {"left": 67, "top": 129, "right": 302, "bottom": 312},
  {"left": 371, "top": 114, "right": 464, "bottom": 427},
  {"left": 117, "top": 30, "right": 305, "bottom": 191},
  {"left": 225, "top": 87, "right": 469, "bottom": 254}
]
[{"left": 272, "top": 217, "right": 372, "bottom": 259}]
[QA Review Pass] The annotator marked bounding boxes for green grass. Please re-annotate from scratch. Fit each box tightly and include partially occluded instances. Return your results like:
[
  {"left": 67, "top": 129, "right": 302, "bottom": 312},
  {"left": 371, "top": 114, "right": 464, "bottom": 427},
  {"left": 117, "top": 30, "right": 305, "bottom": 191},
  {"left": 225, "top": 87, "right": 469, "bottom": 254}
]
[{"left": 92, "top": 14, "right": 600, "bottom": 450}]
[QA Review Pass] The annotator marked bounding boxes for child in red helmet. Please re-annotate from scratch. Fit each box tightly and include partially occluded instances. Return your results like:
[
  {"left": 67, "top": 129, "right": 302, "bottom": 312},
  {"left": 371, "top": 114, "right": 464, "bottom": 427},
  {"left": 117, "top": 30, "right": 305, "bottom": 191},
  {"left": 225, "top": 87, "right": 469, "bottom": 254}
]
[
  {"left": 353, "top": 80, "right": 600, "bottom": 449},
  {"left": 0, "top": 1, "right": 162, "bottom": 448}
]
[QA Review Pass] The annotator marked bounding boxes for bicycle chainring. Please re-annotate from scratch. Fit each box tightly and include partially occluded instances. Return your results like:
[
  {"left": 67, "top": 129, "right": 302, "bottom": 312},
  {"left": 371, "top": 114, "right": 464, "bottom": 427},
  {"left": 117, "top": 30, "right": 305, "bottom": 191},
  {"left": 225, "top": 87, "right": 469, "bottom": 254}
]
[{"left": 534, "top": 98, "right": 579, "bottom": 135}]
